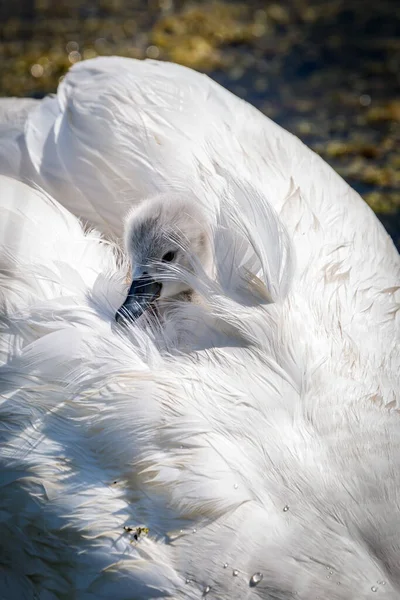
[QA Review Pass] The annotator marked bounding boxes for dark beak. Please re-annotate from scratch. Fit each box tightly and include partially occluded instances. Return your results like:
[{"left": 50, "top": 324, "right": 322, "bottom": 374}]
[{"left": 115, "top": 276, "right": 162, "bottom": 323}]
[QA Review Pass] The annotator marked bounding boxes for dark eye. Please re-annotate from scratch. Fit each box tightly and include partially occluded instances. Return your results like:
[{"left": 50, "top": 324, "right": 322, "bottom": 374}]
[{"left": 162, "top": 251, "right": 176, "bottom": 263}]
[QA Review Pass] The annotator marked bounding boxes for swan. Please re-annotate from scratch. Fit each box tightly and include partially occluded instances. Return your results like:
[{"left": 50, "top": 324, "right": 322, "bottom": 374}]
[
  {"left": 116, "top": 191, "right": 214, "bottom": 323},
  {"left": 1, "top": 57, "right": 400, "bottom": 599},
  {"left": 1, "top": 173, "right": 400, "bottom": 600}
]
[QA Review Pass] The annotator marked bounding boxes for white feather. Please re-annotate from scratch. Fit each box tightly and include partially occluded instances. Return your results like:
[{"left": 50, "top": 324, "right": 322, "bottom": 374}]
[{"left": 0, "top": 56, "right": 399, "bottom": 599}]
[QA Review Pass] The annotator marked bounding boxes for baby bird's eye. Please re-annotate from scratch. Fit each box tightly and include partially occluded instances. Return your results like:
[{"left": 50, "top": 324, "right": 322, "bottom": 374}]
[{"left": 162, "top": 251, "right": 176, "bottom": 263}]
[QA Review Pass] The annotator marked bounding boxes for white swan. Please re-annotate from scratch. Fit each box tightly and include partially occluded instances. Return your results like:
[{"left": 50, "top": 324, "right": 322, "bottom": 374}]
[
  {"left": 1, "top": 171, "right": 400, "bottom": 599},
  {"left": 1, "top": 56, "right": 400, "bottom": 599},
  {"left": 116, "top": 191, "right": 214, "bottom": 323}
]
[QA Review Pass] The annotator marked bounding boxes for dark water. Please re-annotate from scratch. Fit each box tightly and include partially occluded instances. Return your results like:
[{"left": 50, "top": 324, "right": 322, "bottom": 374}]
[{"left": 1, "top": 0, "right": 399, "bottom": 248}]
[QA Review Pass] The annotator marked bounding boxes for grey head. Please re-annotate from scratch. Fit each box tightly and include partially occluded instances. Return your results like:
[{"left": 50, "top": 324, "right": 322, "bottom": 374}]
[{"left": 116, "top": 192, "right": 213, "bottom": 323}]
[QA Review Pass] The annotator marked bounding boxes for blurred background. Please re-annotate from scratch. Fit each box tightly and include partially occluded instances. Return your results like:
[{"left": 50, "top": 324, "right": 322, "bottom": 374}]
[{"left": 0, "top": 0, "right": 399, "bottom": 248}]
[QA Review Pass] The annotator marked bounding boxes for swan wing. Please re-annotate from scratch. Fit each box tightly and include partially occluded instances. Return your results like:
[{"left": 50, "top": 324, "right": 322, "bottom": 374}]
[
  {"left": 20, "top": 57, "right": 237, "bottom": 236},
  {"left": 1, "top": 177, "right": 400, "bottom": 599}
]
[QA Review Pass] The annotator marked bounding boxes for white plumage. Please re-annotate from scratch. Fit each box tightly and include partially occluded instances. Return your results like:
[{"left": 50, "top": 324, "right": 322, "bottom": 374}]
[{"left": 0, "top": 57, "right": 399, "bottom": 599}]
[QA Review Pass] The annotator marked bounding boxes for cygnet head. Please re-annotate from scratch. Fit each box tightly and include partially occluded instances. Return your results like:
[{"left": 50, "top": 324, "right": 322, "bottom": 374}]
[{"left": 116, "top": 192, "right": 213, "bottom": 323}]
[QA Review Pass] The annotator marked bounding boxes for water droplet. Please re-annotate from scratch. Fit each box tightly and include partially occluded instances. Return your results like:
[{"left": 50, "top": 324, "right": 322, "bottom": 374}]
[
  {"left": 283, "top": 505, "right": 289, "bottom": 512},
  {"left": 371, "top": 586, "right": 378, "bottom": 592},
  {"left": 326, "top": 575, "right": 331, "bottom": 580},
  {"left": 204, "top": 585, "right": 211, "bottom": 595},
  {"left": 192, "top": 528, "right": 197, "bottom": 533},
  {"left": 180, "top": 529, "right": 184, "bottom": 533},
  {"left": 185, "top": 578, "right": 191, "bottom": 584},
  {"left": 249, "top": 572, "right": 264, "bottom": 587},
  {"left": 232, "top": 569, "right": 239, "bottom": 576},
  {"left": 378, "top": 581, "right": 386, "bottom": 586},
  {"left": 234, "top": 483, "right": 238, "bottom": 489},
  {"left": 329, "top": 570, "right": 333, "bottom": 575},
  {"left": 223, "top": 563, "right": 228, "bottom": 568}
]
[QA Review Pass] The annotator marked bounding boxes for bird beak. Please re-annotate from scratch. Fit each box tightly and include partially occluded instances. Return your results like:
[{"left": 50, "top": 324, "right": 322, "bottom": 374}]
[{"left": 115, "top": 276, "right": 162, "bottom": 323}]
